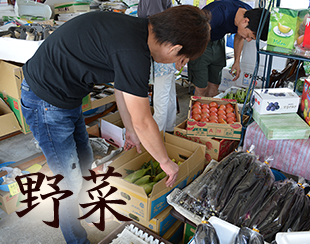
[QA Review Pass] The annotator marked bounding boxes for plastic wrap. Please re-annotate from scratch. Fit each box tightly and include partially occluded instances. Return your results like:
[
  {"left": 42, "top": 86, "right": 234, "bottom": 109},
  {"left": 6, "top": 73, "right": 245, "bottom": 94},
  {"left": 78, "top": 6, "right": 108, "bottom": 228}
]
[
  {"left": 194, "top": 221, "right": 220, "bottom": 244},
  {"left": 220, "top": 159, "right": 275, "bottom": 226},
  {"left": 234, "top": 227, "right": 264, "bottom": 244},
  {"left": 289, "top": 193, "right": 310, "bottom": 231},
  {"left": 215, "top": 153, "right": 256, "bottom": 213},
  {"left": 188, "top": 151, "right": 242, "bottom": 202},
  {"left": 258, "top": 181, "right": 304, "bottom": 242}
]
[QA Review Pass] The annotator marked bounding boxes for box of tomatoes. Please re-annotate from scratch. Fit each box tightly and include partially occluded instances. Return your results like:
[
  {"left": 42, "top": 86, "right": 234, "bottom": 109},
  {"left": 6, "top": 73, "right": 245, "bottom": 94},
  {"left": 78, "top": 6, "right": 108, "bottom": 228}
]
[{"left": 186, "top": 96, "right": 242, "bottom": 140}]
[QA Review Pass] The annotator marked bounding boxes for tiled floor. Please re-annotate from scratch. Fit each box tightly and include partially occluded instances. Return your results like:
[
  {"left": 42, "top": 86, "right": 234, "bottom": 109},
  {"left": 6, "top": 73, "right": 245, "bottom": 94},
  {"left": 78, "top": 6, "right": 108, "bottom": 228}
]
[{"left": 0, "top": 81, "right": 194, "bottom": 244}]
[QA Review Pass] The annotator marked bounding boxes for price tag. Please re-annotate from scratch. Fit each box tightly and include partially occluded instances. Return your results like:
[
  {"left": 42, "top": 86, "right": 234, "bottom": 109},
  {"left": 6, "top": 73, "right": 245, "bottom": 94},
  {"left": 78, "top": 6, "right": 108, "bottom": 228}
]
[{"left": 8, "top": 182, "right": 20, "bottom": 196}]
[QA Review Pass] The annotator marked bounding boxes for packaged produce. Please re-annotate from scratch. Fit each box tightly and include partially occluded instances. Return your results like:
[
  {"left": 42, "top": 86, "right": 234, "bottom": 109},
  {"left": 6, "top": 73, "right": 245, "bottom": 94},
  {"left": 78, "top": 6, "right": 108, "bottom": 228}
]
[
  {"left": 194, "top": 220, "right": 220, "bottom": 244},
  {"left": 234, "top": 227, "right": 264, "bottom": 244},
  {"left": 220, "top": 157, "right": 275, "bottom": 226}
]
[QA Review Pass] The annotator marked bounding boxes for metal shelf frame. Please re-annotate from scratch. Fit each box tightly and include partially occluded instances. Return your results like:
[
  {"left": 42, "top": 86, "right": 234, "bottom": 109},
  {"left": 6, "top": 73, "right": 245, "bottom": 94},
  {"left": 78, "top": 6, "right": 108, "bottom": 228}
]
[{"left": 239, "top": 0, "right": 310, "bottom": 146}]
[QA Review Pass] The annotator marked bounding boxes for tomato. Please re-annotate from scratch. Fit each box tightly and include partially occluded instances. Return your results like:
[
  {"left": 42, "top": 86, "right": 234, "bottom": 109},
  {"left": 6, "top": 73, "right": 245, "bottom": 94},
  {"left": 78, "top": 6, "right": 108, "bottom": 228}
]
[
  {"left": 192, "top": 103, "right": 201, "bottom": 109},
  {"left": 202, "top": 108, "right": 210, "bottom": 114},
  {"left": 218, "top": 110, "right": 226, "bottom": 115},
  {"left": 227, "top": 112, "right": 236, "bottom": 118},
  {"left": 209, "top": 101, "right": 218, "bottom": 108},
  {"left": 226, "top": 107, "right": 234, "bottom": 113},
  {"left": 192, "top": 107, "right": 202, "bottom": 115},
  {"left": 209, "top": 119, "right": 218, "bottom": 124},
  {"left": 209, "top": 115, "right": 218, "bottom": 121},
  {"left": 193, "top": 101, "right": 201, "bottom": 106},
  {"left": 218, "top": 114, "right": 227, "bottom": 120},
  {"left": 200, "top": 117, "right": 209, "bottom": 122},
  {"left": 218, "top": 118, "right": 227, "bottom": 124},
  {"left": 226, "top": 103, "right": 234, "bottom": 109},
  {"left": 210, "top": 107, "right": 218, "bottom": 113},
  {"left": 219, "top": 104, "right": 226, "bottom": 111},
  {"left": 201, "top": 113, "right": 210, "bottom": 119},
  {"left": 210, "top": 111, "right": 217, "bottom": 117},
  {"left": 201, "top": 103, "right": 210, "bottom": 109},
  {"left": 227, "top": 117, "right": 236, "bottom": 123},
  {"left": 192, "top": 113, "right": 201, "bottom": 121}
]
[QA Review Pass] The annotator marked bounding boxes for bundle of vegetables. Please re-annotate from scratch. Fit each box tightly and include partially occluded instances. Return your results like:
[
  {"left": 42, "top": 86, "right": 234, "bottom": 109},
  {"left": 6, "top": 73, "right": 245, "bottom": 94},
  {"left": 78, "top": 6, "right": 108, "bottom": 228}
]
[
  {"left": 123, "top": 158, "right": 182, "bottom": 195},
  {"left": 223, "top": 87, "right": 250, "bottom": 104},
  {"left": 169, "top": 150, "right": 310, "bottom": 243}
]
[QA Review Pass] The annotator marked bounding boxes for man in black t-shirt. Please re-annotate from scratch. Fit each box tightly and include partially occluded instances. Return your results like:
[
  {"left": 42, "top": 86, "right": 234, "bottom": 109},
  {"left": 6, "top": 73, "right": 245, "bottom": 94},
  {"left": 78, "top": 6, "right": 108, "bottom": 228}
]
[{"left": 21, "top": 5, "right": 211, "bottom": 243}]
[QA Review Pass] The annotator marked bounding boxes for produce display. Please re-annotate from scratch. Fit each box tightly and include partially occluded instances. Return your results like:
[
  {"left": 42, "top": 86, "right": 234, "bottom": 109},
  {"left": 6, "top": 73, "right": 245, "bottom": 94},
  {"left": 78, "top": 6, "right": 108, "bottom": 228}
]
[
  {"left": 168, "top": 150, "right": 310, "bottom": 243},
  {"left": 123, "top": 158, "right": 181, "bottom": 195},
  {"left": 194, "top": 220, "right": 220, "bottom": 244},
  {"left": 222, "top": 87, "right": 250, "bottom": 104},
  {"left": 191, "top": 101, "right": 237, "bottom": 124}
]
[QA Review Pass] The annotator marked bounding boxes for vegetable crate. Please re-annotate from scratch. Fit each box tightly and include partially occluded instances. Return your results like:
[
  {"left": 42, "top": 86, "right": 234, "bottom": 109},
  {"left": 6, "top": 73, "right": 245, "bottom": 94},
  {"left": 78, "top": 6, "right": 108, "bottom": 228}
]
[
  {"left": 186, "top": 96, "right": 242, "bottom": 140},
  {"left": 174, "top": 120, "right": 239, "bottom": 163},
  {"left": 106, "top": 132, "right": 206, "bottom": 222}
]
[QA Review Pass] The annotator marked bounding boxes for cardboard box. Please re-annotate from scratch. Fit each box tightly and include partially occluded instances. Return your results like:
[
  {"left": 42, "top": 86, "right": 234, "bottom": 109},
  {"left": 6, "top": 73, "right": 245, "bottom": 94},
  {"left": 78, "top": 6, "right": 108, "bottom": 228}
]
[
  {"left": 174, "top": 120, "right": 239, "bottom": 163},
  {"left": 0, "top": 98, "right": 21, "bottom": 137},
  {"left": 113, "top": 205, "right": 178, "bottom": 236},
  {"left": 235, "top": 62, "right": 265, "bottom": 89},
  {"left": 253, "top": 109, "right": 310, "bottom": 140},
  {"left": 183, "top": 223, "right": 196, "bottom": 244},
  {"left": 0, "top": 190, "right": 25, "bottom": 215},
  {"left": 82, "top": 93, "right": 115, "bottom": 112},
  {"left": 54, "top": 2, "right": 90, "bottom": 14},
  {"left": 0, "top": 38, "right": 43, "bottom": 64},
  {"left": 0, "top": 60, "right": 30, "bottom": 133},
  {"left": 186, "top": 97, "right": 242, "bottom": 140},
  {"left": 267, "top": 8, "right": 310, "bottom": 50},
  {"left": 300, "top": 77, "right": 310, "bottom": 124},
  {"left": 100, "top": 107, "right": 154, "bottom": 147},
  {"left": 106, "top": 133, "right": 206, "bottom": 222},
  {"left": 0, "top": 60, "right": 114, "bottom": 134},
  {"left": 253, "top": 88, "right": 300, "bottom": 115},
  {"left": 162, "top": 220, "right": 184, "bottom": 244}
]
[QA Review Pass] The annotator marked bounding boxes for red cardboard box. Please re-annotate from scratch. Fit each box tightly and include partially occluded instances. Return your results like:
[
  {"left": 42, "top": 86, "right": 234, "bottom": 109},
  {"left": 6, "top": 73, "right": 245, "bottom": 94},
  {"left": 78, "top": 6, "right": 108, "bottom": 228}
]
[
  {"left": 300, "top": 77, "right": 310, "bottom": 125},
  {"left": 174, "top": 120, "right": 239, "bottom": 163}
]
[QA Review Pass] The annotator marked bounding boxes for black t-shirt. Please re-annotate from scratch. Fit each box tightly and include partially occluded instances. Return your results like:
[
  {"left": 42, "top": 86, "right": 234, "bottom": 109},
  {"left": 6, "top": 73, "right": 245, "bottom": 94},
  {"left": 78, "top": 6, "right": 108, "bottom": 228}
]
[
  {"left": 203, "top": 0, "right": 252, "bottom": 41},
  {"left": 23, "top": 11, "right": 151, "bottom": 109}
]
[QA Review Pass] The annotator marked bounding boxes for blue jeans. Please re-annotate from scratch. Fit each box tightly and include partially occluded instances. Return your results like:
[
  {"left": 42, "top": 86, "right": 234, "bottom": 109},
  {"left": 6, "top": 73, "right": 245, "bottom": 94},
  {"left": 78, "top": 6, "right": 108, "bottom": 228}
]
[{"left": 21, "top": 79, "right": 93, "bottom": 244}]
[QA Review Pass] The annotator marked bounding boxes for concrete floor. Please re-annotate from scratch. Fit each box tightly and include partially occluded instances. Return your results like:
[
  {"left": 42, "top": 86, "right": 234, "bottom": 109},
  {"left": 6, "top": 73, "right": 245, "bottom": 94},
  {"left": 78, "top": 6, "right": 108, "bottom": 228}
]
[{"left": 0, "top": 81, "right": 194, "bottom": 244}]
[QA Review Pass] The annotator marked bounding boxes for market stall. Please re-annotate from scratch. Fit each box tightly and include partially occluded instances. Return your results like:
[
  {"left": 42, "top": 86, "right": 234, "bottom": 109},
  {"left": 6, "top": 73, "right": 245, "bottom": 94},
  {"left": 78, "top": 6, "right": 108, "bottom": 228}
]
[{"left": 0, "top": 0, "right": 310, "bottom": 244}]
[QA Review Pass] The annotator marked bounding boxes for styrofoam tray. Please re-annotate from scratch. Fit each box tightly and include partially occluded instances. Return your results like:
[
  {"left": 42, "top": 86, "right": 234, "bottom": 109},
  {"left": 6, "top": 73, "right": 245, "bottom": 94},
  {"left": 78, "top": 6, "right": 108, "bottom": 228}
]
[{"left": 276, "top": 231, "right": 310, "bottom": 244}]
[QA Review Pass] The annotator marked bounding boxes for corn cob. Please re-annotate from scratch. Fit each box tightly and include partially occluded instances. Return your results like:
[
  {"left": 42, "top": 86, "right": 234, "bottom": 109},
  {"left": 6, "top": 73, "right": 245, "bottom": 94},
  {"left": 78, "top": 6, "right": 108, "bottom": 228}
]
[
  {"left": 140, "top": 182, "right": 157, "bottom": 195},
  {"left": 134, "top": 175, "right": 151, "bottom": 185},
  {"left": 153, "top": 171, "right": 167, "bottom": 182},
  {"left": 124, "top": 168, "right": 149, "bottom": 183}
]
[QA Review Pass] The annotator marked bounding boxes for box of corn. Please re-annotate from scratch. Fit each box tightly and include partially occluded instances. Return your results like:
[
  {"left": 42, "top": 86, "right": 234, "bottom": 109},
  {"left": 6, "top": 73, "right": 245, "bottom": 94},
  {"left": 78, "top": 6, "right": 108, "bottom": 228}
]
[{"left": 106, "top": 132, "right": 206, "bottom": 222}]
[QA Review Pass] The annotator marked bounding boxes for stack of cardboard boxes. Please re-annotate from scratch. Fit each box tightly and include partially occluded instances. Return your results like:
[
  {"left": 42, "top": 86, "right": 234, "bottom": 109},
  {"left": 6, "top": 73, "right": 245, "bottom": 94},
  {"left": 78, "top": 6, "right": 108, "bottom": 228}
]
[{"left": 95, "top": 111, "right": 207, "bottom": 243}]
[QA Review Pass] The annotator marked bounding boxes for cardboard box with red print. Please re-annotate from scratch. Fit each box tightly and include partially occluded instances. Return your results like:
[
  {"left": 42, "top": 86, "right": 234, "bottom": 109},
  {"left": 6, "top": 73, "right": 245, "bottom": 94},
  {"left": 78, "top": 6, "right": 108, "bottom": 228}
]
[
  {"left": 186, "top": 96, "right": 242, "bottom": 140},
  {"left": 174, "top": 120, "right": 239, "bottom": 163}
]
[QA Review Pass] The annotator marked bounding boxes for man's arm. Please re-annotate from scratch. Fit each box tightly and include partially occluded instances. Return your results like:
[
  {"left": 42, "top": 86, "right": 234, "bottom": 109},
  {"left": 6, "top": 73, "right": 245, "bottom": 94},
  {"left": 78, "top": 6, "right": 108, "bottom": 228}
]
[
  {"left": 231, "top": 33, "right": 244, "bottom": 81},
  {"left": 114, "top": 89, "right": 179, "bottom": 187}
]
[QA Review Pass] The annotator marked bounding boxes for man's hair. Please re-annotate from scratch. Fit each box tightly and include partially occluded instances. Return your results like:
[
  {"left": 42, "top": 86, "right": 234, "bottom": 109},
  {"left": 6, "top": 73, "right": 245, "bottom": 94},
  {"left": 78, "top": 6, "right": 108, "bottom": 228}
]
[
  {"left": 244, "top": 8, "right": 270, "bottom": 41},
  {"left": 148, "top": 5, "right": 211, "bottom": 60}
]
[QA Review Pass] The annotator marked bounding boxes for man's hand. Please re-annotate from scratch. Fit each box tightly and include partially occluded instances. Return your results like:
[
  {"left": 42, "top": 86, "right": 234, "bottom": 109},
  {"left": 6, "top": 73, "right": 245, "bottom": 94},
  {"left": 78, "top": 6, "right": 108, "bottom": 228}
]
[
  {"left": 124, "top": 130, "right": 142, "bottom": 153},
  {"left": 231, "top": 62, "right": 241, "bottom": 81},
  {"left": 160, "top": 159, "right": 179, "bottom": 187}
]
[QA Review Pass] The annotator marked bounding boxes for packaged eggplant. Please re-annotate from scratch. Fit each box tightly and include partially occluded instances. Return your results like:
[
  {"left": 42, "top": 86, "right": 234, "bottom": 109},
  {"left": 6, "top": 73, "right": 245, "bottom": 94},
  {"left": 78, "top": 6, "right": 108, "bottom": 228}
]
[
  {"left": 194, "top": 220, "right": 220, "bottom": 244},
  {"left": 234, "top": 227, "right": 264, "bottom": 244},
  {"left": 215, "top": 153, "right": 256, "bottom": 213},
  {"left": 219, "top": 158, "right": 275, "bottom": 226}
]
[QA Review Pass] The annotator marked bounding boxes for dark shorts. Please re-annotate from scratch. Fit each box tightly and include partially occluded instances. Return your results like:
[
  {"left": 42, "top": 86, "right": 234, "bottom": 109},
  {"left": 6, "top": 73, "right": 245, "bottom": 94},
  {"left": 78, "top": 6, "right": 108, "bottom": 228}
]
[{"left": 188, "top": 37, "right": 226, "bottom": 88}]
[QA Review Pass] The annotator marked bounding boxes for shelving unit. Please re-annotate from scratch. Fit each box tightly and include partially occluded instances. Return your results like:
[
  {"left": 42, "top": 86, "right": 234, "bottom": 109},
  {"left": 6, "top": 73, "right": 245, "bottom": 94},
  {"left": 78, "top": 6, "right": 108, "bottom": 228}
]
[{"left": 239, "top": 0, "right": 310, "bottom": 145}]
